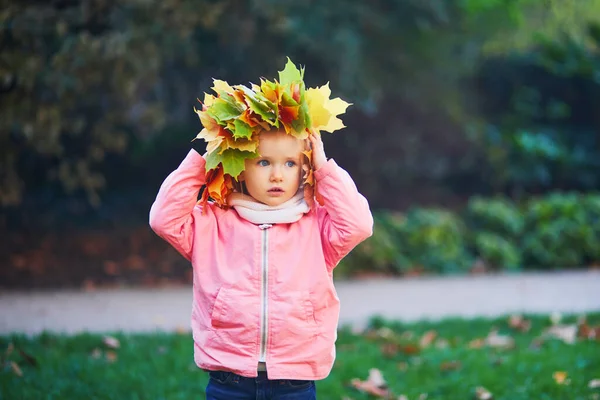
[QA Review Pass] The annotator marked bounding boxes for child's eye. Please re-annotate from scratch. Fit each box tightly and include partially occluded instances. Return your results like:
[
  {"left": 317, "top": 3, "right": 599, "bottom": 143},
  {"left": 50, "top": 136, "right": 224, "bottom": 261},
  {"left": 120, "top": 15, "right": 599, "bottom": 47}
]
[
  {"left": 258, "top": 160, "right": 269, "bottom": 167},
  {"left": 285, "top": 161, "right": 296, "bottom": 167}
]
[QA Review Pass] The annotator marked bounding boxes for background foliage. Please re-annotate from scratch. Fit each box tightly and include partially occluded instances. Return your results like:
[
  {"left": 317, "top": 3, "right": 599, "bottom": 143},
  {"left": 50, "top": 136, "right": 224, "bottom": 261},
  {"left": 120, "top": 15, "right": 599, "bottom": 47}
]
[{"left": 2, "top": 0, "right": 600, "bottom": 286}]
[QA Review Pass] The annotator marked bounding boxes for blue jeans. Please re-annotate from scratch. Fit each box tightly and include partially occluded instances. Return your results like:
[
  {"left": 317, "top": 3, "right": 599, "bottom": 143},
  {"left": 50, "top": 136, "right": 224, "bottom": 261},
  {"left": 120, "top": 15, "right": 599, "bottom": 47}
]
[{"left": 205, "top": 370, "right": 317, "bottom": 400}]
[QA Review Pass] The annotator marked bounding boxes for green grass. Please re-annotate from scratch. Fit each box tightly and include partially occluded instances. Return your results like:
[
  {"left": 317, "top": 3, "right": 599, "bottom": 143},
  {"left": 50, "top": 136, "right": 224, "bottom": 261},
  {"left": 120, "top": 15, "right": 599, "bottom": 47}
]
[{"left": 2, "top": 314, "right": 599, "bottom": 399}]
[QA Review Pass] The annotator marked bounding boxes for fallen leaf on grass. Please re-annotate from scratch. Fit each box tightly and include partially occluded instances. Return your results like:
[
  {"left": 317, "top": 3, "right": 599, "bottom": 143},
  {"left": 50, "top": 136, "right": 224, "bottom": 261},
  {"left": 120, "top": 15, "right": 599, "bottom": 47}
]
[
  {"left": 544, "top": 325, "right": 577, "bottom": 344},
  {"left": 485, "top": 330, "right": 515, "bottom": 349},
  {"left": 105, "top": 351, "right": 118, "bottom": 363},
  {"left": 4, "top": 342, "right": 14, "bottom": 359},
  {"left": 351, "top": 368, "right": 390, "bottom": 398},
  {"left": 398, "top": 395, "right": 409, "bottom": 400},
  {"left": 508, "top": 315, "right": 531, "bottom": 332},
  {"left": 419, "top": 330, "right": 437, "bottom": 348},
  {"left": 381, "top": 343, "right": 398, "bottom": 357},
  {"left": 475, "top": 386, "right": 493, "bottom": 399},
  {"left": 553, "top": 371, "right": 570, "bottom": 385},
  {"left": 103, "top": 336, "right": 120, "bottom": 349},
  {"left": 381, "top": 342, "right": 420, "bottom": 357},
  {"left": 440, "top": 360, "right": 462, "bottom": 372},
  {"left": 10, "top": 361, "right": 23, "bottom": 377},
  {"left": 468, "top": 338, "right": 485, "bottom": 349},
  {"left": 90, "top": 348, "right": 102, "bottom": 359},
  {"left": 578, "top": 317, "right": 600, "bottom": 341},
  {"left": 588, "top": 379, "right": 600, "bottom": 389}
]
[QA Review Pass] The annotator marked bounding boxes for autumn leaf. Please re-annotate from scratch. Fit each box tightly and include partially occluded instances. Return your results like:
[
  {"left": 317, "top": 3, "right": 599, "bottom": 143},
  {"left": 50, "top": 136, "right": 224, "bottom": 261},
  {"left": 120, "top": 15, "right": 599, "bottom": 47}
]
[
  {"left": 103, "top": 335, "right": 120, "bottom": 349},
  {"left": 508, "top": 314, "right": 531, "bottom": 333},
  {"left": 440, "top": 360, "right": 462, "bottom": 372},
  {"left": 577, "top": 316, "right": 600, "bottom": 340},
  {"left": 212, "top": 79, "right": 234, "bottom": 94},
  {"left": 553, "top": 371, "right": 570, "bottom": 385},
  {"left": 305, "top": 83, "right": 350, "bottom": 133},
  {"left": 475, "top": 386, "right": 493, "bottom": 400},
  {"left": 105, "top": 351, "right": 118, "bottom": 363},
  {"left": 278, "top": 57, "right": 304, "bottom": 85},
  {"left": 232, "top": 119, "right": 254, "bottom": 140},
  {"left": 485, "top": 330, "right": 515, "bottom": 349},
  {"left": 543, "top": 324, "right": 578, "bottom": 344},
  {"left": 350, "top": 368, "right": 390, "bottom": 398},
  {"left": 468, "top": 338, "right": 485, "bottom": 349},
  {"left": 90, "top": 348, "right": 102, "bottom": 359},
  {"left": 419, "top": 330, "right": 437, "bottom": 348},
  {"left": 206, "top": 95, "right": 245, "bottom": 123},
  {"left": 10, "top": 361, "right": 23, "bottom": 377}
]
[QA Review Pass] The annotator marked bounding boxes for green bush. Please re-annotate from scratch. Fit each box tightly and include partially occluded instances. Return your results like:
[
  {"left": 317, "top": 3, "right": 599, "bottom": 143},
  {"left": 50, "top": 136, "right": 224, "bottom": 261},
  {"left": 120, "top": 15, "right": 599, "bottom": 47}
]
[
  {"left": 522, "top": 192, "right": 593, "bottom": 267},
  {"left": 337, "top": 212, "right": 410, "bottom": 277},
  {"left": 341, "top": 192, "right": 600, "bottom": 277},
  {"left": 582, "top": 193, "right": 600, "bottom": 263},
  {"left": 399, "top": 208, "right": 472, "bottom": 274},
  {"left": 465, "top": 196, "right": 524, "bottom": 236},
  {"left": 472, "top": 232, "right": 522, "bottom": 270},
  {"left": 465, "top": 196, "right": 523, "bottom": 269}
]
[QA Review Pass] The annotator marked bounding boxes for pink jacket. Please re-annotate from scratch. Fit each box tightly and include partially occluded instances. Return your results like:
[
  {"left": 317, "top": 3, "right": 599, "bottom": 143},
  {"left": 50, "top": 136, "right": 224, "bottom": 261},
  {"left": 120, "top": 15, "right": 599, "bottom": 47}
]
[{"left": 149, "top": 150, "right": 373, "bottom": 380}]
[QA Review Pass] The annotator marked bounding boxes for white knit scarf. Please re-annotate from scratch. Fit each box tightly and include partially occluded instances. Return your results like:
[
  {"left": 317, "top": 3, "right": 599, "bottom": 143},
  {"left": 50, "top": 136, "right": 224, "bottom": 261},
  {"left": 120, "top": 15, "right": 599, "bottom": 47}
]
[{"left": 228, "top": 190, "right": 310, "bottom": 224}]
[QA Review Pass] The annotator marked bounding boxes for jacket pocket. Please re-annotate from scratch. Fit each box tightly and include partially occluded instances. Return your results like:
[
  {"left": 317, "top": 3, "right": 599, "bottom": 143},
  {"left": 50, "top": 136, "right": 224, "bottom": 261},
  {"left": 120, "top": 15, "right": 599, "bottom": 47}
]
[
  {"left": 210, "top": 286, "right": 229, "bottom": 329},
  {"left": 271, "top": 290, "right": 318, "bottom": 356},
  {"left": 209, "top": 286, "right": 257, "bottom": 351}
]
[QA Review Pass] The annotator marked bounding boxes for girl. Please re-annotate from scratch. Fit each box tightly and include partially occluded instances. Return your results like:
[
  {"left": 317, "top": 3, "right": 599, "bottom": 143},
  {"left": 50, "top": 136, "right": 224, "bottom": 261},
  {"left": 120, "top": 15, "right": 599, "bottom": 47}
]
[{"left": 149, "top": 60, "right": 373, "bottom": 399}]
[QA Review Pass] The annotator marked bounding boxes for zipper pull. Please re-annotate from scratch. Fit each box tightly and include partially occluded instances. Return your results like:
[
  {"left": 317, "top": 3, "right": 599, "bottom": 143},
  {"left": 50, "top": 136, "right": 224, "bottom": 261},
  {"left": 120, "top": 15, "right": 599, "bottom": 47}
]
[{"left": 258, "top": 223, "right": 272, "bottom": 230}]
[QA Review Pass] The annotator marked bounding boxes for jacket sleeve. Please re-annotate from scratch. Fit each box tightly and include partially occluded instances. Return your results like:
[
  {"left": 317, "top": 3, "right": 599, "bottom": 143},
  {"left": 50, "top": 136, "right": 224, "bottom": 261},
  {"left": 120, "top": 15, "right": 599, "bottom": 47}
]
[
  {"left": 314, "top": 159, "right": 374, "bottom": 271},
  {"left": 149, "top": 149, "right": 215, "bottom": 261}
]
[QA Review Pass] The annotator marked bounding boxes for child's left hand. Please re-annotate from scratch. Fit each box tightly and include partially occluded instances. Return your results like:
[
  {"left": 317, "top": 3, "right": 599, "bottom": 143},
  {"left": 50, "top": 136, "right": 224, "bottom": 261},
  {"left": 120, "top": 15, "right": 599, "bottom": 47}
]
[{"left": 309, "top": 133, "right": 327, "bottom": 170}]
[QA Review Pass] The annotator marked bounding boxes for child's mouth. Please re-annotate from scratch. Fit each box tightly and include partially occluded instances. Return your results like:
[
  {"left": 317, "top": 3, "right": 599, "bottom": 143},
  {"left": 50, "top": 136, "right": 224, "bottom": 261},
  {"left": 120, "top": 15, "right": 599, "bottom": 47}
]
[{"left": 268, "top": 187, "right": 284, "bottom": 195}]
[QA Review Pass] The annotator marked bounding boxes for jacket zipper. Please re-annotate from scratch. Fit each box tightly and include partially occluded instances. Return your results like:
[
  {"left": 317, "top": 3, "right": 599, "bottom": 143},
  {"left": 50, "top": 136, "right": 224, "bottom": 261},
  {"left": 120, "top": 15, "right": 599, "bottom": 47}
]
[{"left": 258, "top": 223, "right": 272, "bottom": 363}]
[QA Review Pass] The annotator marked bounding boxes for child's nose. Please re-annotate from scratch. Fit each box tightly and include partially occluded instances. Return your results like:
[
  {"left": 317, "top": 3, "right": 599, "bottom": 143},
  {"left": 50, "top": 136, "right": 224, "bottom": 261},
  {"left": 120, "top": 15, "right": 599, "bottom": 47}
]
[{"left": 270, "top": 166, "right": 283, "bottom": 181}]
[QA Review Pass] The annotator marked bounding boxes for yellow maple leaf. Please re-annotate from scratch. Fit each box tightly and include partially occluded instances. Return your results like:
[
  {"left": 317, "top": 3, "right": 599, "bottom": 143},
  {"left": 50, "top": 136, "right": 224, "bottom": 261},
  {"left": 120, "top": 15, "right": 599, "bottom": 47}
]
[
  {"left": 305, "top": 83, "right": 351, "bottom": 133},
  {"left": 219, "top": 136, "right": 258, "bottom": 153},
  {"left": 203, "top": 93, "right": 216, "bottom": 107},
  {"left": 212, "top": 79, "right": 234, "bottom": 94},
  {"left": 194, "top": 109, "right": 220, "bottom": 139}
]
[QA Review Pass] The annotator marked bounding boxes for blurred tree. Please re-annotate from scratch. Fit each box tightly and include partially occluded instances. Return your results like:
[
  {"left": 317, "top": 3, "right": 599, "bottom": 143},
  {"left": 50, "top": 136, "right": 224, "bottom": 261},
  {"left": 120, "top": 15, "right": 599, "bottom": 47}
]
[
  {"left": 2, "top": 0, "right": 599, "bottom": 211},
  {"left": 0, "top": 0, "right": 287, "bottom": 206}
]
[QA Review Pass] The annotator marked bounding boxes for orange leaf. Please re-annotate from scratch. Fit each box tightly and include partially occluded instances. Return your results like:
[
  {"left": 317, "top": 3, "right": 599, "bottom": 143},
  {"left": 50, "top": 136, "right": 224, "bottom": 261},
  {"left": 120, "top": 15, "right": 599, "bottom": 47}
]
[
  {"left": 553, "top": 371, "right": 570, "bottom": 385},
  {"left": 420, "top": 330, "right": 437, "bottom": 348}
]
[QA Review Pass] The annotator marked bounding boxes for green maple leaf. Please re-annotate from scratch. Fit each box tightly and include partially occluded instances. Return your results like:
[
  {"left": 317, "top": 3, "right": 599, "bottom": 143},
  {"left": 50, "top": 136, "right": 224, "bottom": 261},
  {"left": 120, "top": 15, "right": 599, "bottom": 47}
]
[
  {"left": 220, "top": 149, "right": 258, "bottom": 177},
  {"left": 233, "top": 119, "right": 253, "bottom": 139},
  {"left": 204, "top": 150, "right": 221, "bottom": 171},
  {"left": 206, "top": 148, "right": 258, "bottom": 177},
  {"left": 207, "top": 97, "right": 243, "bottom": 123},
  {"left": 279, "top": 57, "right": 304, "bottom": 85}
]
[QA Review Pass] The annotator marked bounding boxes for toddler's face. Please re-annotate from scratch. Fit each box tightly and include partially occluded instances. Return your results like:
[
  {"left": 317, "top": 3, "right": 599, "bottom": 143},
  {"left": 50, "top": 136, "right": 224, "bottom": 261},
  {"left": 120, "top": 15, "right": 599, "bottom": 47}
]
[{"left": 241, "top": 130, "right": 304, "bottom": 206}]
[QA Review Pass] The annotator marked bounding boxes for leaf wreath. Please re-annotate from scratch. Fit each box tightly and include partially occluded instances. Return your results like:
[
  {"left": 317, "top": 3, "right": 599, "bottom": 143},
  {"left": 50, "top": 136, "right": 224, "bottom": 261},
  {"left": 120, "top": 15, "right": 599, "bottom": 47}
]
[{"left": 194, "top": 57, "right": 351, "bottom": 209}]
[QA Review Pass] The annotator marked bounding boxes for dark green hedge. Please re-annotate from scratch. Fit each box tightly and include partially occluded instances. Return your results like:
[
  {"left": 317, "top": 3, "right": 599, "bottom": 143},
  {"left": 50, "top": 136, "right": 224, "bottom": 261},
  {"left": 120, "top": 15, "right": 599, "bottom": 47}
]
[{"left": 338, "top": 192, "right": 600, "bottom": 276}]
